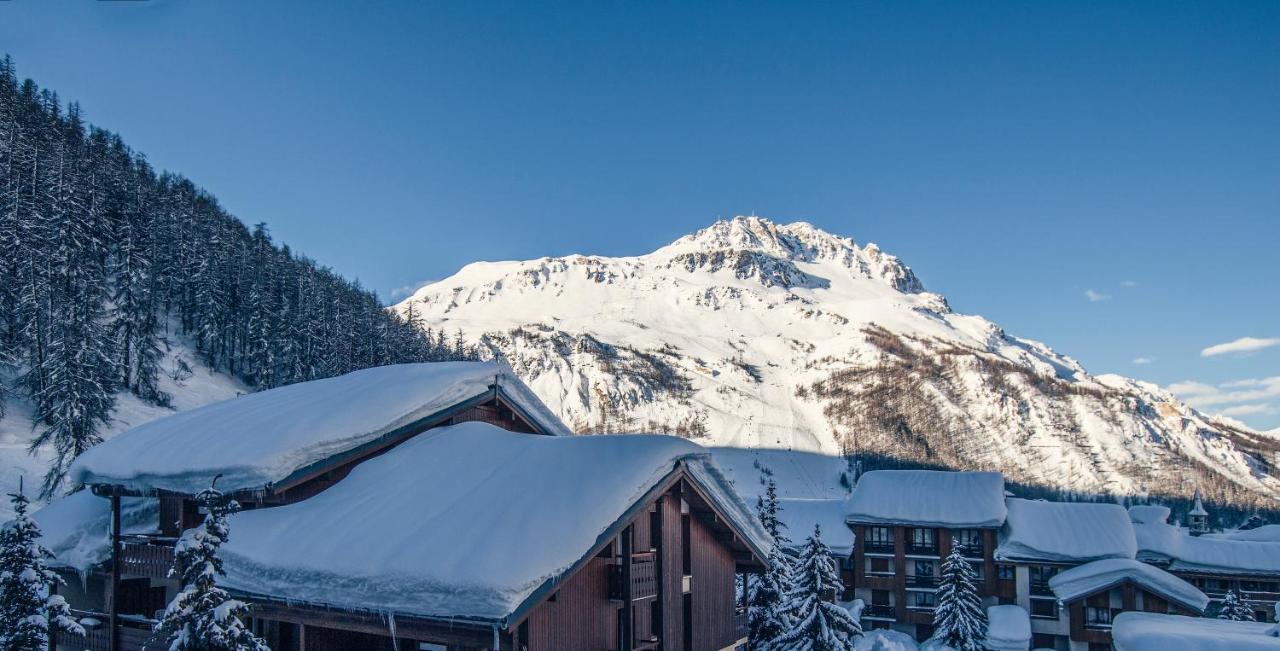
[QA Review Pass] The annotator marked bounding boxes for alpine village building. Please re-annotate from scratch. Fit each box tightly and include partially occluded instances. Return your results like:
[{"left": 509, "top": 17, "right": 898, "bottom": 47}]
[
  {"left": 28, "top": 362, "right": 1280, "bottom": 651},
  {"left": 34, "top": 362, "right": 768, "bottom": 651}
]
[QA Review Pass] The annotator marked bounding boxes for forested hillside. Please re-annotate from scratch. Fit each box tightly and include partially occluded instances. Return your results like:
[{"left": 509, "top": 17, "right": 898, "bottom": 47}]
[{"left": 0, "top": 57, "right": 469, "bottom": 496}]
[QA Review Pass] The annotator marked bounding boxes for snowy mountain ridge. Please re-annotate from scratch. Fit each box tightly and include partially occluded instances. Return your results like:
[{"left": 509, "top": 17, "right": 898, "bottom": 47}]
[{"left": 394, "top": 216, "right": 1280, "bottom": 507}]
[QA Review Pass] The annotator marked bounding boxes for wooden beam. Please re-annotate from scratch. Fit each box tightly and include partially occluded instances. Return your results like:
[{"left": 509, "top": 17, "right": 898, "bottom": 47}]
[{"left": 109, "top": 491, "right": 121, "bottom": 651}]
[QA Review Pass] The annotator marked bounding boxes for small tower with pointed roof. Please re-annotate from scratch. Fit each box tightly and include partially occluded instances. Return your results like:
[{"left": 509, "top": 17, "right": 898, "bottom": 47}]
[{"left": 1188, "top": 486, "right": 1209, "bottom": 535}]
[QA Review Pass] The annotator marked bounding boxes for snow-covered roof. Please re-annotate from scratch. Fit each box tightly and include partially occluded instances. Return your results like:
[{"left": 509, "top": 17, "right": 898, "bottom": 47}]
[
  {"left": 997, "top": 498, "right": 1136, "bottom": 563},
  {"left": 1048, "top": 558, "right": 1208, "bottom": 612},
  {"left": 778, "top": 498, "right": 853, "bottom": 556},
  {"left": 845, "top": 470, "right": 1007, "bottom": 528},
  {"left": 1112, "top": 612, "right": 1280, "bottom": 651},
  {"left": 32, "top": 490, "right": 158, "bottom": 570},
  {"left": 1205, "top": 525, "right": 1280, "bottom": 543},
  {"left": 1134, "top": 521, "right": 1280, "bottom": 576},
  {"left": 1128, "top": 504, "right": 1172, "bottom": 525},
  {"left": 219, "top": 422, "right": 768, "bottom": 624},
  {"left": 985, "top": 604, "right": 1031, "bottom": 651},
  {"left": 69, "top": 362, "right": 570, "bottom": 494}
]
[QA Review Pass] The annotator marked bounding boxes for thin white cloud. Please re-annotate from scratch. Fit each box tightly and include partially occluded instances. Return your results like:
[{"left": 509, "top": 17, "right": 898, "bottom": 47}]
[
  {"left": 1132, "top": 357, "right": 1154, "bottom": 365},
  {"left": 1218, "top": 404, "right": 1274, "bottom": 417},
  {"left": 1121, "top": 280, "right": 1138, "bottom": 288},
  {"left": 1169, "top": 376, "right": 1280, "bottom": 408},
  {"left": 1084, "top": 289, "right": 1111, "bottom": 302},
  {"left": 1201, "top": 336, "right": 1280, "bottom": 357},
  {"left": 389, "top": 279, "right": 439, "bottom": 301}
]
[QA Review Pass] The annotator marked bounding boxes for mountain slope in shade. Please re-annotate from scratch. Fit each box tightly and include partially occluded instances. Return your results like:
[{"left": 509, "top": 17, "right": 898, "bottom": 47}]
[{"left": 394, "top": 217, "right": 1280, "bottom": 507}]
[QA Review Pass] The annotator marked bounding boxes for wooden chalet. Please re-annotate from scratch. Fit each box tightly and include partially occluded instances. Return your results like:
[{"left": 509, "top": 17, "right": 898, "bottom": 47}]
[{"left": 37, "top": 362, "right": 766, "bottom": 651}]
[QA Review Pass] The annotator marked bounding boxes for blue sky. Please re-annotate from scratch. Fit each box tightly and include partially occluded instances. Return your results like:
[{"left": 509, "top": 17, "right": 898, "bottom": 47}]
[{"left": 2, "top": 1, "right": 1277, "bottom": 429}]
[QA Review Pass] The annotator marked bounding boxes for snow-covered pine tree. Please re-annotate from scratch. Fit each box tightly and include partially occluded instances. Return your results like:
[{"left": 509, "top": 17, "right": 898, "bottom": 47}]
[
  {"left": 155, "top": 479, "right": 269, "bottom": 651},
  {"left": 749, "top": 473, "right": 792, "bottom": 646},
  {"left": 931, "top": 544, "right": 987, "bottom": 651},
  {"left": 0, "top": 480, "right": 84, "bottom": 649},
  {"left": 1217, "top": 589, "right": 1256, "bottom": 621},
  {"left": 769, "top": 525, "right": 861, "bottom": 651}
]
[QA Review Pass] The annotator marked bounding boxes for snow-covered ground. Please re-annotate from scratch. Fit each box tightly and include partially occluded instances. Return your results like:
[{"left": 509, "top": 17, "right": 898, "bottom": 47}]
[
  {"left": 392, "top": 216, "right": 1280, "bottom": 504},
  {"left": 0, "top": 337, "right": 245, "bottom": 520}
]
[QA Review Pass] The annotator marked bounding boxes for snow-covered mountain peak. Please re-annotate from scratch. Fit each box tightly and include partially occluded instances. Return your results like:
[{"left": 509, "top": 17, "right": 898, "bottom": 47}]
[
  {"left": 395, "top": 216, "right": 1280, "bottom": 508},
  {"left": 652, "top": 216, "right": 925, "bottom": 294}
]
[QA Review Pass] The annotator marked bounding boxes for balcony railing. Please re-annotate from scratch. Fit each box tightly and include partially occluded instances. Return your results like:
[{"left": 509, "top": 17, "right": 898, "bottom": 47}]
[
  {"left": 608, "top": 552, "right": 658, "bottom": 601},
  {"left": 120, "top": 536, "right": 177, "bottom": 579},
  {"left": 56, "top": 610, "right": 160, "bottom": 651},
  {"left": 906, "top": 575, "right": 938, "bottom": 589},
  {"left": 1030, "top": 581, "right": 1054, "bottom": 597},
  {"left": 863, "top": 541, "right": 894, "bottom": 555},
  {"left": 862, "top": 604, "right": 896, "bottom": 620},
  {"left": 955, "top": 543, "right": 985, "bottom": 558},
  {"left": 905, "top": 543, "right": 939, "bottom": 556},
  {"left": 733, "top": 610, "right": 748, "bottom": 637}
]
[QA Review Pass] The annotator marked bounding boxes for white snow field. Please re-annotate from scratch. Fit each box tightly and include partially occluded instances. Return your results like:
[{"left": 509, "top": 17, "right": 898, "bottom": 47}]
[
  {"left": 1047, "top": 558, "right": 1208, "bottom": 612},
  {"left": 846, "top": 470, "right": 1007, "bottom": 528},
  {"left": 217, "top": 422, "right": 767, "bottom": 622},
  {"left": 1112, "top": 612, "right": 1280, "bottom": 651},
  {"left": 997, "top": 498, "right": 1137, "bottom": 563},
  {"left": 392, "top": 216, "right": 1280, "bottom": 505},
  {"left": 69, "top": 361, "right": 565, "bottom": 495}
]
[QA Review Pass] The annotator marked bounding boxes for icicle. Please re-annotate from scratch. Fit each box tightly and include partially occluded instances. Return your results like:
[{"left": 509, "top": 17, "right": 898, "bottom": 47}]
[{"left": 387, "top": 612, "right": 398, "bottom": 651}]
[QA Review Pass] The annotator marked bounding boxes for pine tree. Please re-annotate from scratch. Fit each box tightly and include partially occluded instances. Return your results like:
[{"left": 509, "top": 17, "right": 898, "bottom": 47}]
[
  {"left": 154, "top": 479, "right": 269, "bottom": 651},
  {"left": 931, "top": 545, "right": 987, "bottom": 651},
  {"left": 769, "top": 525, "right": 861, "bottom": 651},
  {"left": 750, "top": 474, "right": 792, "bottom": 646},
  {"left": 0, "top": 480, "right": 83, "bottom": 649},
  {"left": 1217, "top": 589, "right": 1256, "bottom": 622}
]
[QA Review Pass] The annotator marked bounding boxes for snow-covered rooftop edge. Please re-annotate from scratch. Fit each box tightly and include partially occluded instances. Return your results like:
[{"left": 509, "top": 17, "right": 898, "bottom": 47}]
[
  {"left": 213, "top": 424, "right": 769, "bottom": 626},
  {"left": 69, "top": 361, "right": 570, "bottom": 495},
  {"left": 1049, "top": 558, "right": 1208, "bottom": 613}
]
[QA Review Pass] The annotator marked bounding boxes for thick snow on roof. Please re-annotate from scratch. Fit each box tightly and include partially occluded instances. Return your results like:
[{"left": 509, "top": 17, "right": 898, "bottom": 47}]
[
  {"left": 1112, "top": 612, "right": 1280, "bottom": 651},
  {"left": 985, "top": 605, "right": 1031, "bottom": 651},
  {"left": 219, "top": 423, "right": 766, "bottom": 622},
  {"left": 1206, "top": 525, "right": 1280, "bottom": 543},
  {"left": 846, "top": 470, "right": 1006, "bottom": 528},
  {"left": 1048, "top": 558, "right": 1208, "bottom": 612},
  {"left": 1128, "top": 504, "right": 1171, "bottom": 525},
  {"left": 779, "top": 498, "right": 853, "bottom": 555},
  {"left": 997, "top": 498, "right": 1136, "bottom": 563},
  {"left": 1134, "top": 521, "right": 1280, "bottom": 576},
  {"left": 32, "top": 491, "right": 157, "bottom": 570},
  {"left": 70, "top": 362, "right": 569, "bottom": 494}
]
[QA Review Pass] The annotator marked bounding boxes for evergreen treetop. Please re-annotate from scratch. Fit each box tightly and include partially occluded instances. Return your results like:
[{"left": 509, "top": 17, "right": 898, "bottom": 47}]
[
  {"left": 768, "top": 525, "right": 861, "bottom": 651},
  {"left": 931, "top": 544, "right": 987, "bottom": 651},
  {"left": 0, "top": 480, "right": 83, "bottom": 650}
]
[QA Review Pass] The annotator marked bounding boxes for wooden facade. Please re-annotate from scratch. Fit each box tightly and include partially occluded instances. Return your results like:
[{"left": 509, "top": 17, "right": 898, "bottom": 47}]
[
  {"left": 65, "top": 386, "right": 763, "bottom": 651},
  {"left": 847, "top": 523, "right": 1010, "bottom": 639},
  {"left": 246, "top": 472, "right": 760, "bottom": 651}
]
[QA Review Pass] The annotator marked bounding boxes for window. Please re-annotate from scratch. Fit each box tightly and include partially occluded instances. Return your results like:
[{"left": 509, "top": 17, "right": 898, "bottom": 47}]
[
  {"left": 1030, "top": 598, "right": 1057, "bottom": 619},
  {"left": 912, "top": 528, "right": 935, "bottom": 547},
  {"left": 1085, "top": 606, "right": 1113, "bottom": 628},
  {"left": 1031, "top": 633, "right": 1057, "bottom": 649},
  {"left": 871, "top": 589, "right": 891, "bottom": 606},
  {"left": 915, "top": 560, "right": 935, "bottom": 577},
  {"left": 912, "top": 591, "right": 936, "bottom": 609},
  {"left": 869, "top": 557, "right": 891, "bottom": 575},
  {"left": 953, "top": 529, "right": 983, "bottom": 555},
  {"left": 1030, "top": 565, "right": 1058, "bottom": 596},
  {"left": 968, "top": 561, "right": 984, "bottom": 580},
  {"left": 865, "top": 526, "right": 894, "bottom": 553},
  {"left": 997, "top": 564, "right": 1015, "bottom": 581}
]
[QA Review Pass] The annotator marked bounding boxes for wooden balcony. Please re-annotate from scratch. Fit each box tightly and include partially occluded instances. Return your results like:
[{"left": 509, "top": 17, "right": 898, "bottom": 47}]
[
  {"left": 608, "top": 551, "right": 658, "bottom": 601},
  {"left": 54, "top": 610, "right": 160, "bottom": 651},
  {"left": 120, "top": 535, "right": 177, "bottom": 579},
  {"left": 862, "top": 604, "right": 897, "bottom": 620}
]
